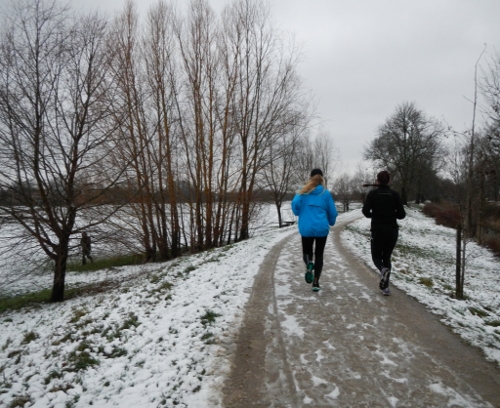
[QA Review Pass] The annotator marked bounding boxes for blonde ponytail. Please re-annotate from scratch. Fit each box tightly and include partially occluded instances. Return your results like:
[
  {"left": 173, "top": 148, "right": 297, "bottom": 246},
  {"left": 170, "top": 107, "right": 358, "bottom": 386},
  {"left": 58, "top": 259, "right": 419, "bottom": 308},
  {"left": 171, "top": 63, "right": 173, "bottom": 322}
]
[{"left": 299, "top": 174, "right": 324, "bottom": 194}]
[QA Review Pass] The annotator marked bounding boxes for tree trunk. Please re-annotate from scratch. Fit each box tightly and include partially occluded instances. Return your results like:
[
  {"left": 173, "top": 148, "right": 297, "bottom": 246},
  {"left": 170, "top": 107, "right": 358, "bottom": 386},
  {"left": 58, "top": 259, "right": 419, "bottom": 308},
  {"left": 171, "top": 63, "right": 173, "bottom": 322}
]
[
  {"left": 51, "top": 239, "right": 70, "bottom": 302},
  {"left": 456, "top": 224, "right": 462, "bottom": 300},
  {"left": 401, "top": 187, "right": 408, "bottom": 205}
]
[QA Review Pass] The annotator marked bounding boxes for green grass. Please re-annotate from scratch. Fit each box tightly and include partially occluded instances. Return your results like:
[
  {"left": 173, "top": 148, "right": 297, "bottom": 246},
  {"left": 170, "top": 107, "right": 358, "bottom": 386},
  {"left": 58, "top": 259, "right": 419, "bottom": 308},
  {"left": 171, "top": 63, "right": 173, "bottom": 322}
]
[
  {"left": 67, "top": 341, "right": 99, "bottom": 372},
  {"left": 184, "top": 265, "right": 197, "bottom": 274},
  {"left": 395, "top": 242, "right": 449, "bottom": 263},
  {"left": 201, "top": 332, "right": 215, "bottom": 344},
  {"left": 21, "top": 331, "right": 38, "bottom": 345},
  {"left": 69, "top": 308, "right": 88, "bottom": 324},
  {"left": 0, "top": 290, "right": 52, "bottom": 314},
  {"left": 120, "top": 312, "right": 140, "bottom": 331},
  {"left": 0, "top": 253, "right": 147, "bottom": 314},
  {"left": 44, "top": 370, "right": 63, "bottom": 385},
  {"left": 0, "top": 281, "right": 117, "bottom": 315},
  {"left": 7, "top": 394, "right": 32, "bottom": 408},
  {"left": 468, "top": 307, "right": 489, "bottom": 318},
  {"left": 200, "top": 310, "right": 221, "bottom": 326},
  {"left": 418, "top": 277, "right": 434, "bottom": 288},
  {"left": 105, "top": 346, "right": 128, "bottom": 358},
  {"left": 67, "top": 253, "right": 144, "bottom": 273}
]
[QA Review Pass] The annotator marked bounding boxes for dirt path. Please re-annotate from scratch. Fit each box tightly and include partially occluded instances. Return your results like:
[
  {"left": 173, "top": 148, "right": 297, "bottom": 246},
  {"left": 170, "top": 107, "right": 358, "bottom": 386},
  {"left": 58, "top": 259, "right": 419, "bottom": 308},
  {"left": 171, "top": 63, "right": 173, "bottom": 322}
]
[{"left": 222, "top": 212, "right": 500, "bottom": 407}]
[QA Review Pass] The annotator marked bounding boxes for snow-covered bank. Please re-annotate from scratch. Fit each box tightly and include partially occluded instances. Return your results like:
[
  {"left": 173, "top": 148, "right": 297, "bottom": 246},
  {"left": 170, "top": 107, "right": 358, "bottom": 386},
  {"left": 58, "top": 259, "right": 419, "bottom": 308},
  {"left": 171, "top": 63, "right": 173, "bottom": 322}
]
[{"left": 0, "top": 216, "right": 297, "bottom": 408}]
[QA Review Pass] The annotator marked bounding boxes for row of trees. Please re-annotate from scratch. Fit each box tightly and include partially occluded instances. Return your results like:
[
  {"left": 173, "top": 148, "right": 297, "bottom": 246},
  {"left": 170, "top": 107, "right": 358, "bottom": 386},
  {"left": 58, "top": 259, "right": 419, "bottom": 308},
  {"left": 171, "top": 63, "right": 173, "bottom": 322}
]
[{"left": 0, "top": 0, "right": 339, "bottom": 301}]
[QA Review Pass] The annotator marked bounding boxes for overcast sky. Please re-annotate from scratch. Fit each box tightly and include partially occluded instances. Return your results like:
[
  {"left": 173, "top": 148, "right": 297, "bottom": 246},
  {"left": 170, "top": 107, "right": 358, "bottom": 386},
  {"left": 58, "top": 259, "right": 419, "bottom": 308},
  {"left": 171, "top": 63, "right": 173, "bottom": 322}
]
[{"left": 3, "top": 0, "right": 500, "bottom": 174}]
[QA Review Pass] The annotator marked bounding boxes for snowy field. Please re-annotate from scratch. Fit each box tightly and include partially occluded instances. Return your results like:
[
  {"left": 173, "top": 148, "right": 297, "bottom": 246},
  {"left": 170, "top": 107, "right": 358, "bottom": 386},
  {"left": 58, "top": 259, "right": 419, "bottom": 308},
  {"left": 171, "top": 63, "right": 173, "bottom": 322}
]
[{"left": 0, "top": 205, "right": 499, "bottom": 407}]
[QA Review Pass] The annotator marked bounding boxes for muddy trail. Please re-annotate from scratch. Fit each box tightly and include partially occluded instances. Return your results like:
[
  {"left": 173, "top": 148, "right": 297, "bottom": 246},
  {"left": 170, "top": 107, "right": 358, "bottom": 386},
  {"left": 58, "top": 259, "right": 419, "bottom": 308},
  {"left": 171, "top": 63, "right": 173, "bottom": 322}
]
[{"left": 222, "top": 212, "right": 500, "bottom": 407}]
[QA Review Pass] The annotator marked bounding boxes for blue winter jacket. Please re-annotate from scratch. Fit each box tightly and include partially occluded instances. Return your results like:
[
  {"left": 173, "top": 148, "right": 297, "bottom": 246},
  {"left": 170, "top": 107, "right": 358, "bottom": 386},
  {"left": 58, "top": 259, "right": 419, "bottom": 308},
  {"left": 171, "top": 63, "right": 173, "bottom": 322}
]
[{"left": 291, "top": 185, "right": 338, "bottom": 237}]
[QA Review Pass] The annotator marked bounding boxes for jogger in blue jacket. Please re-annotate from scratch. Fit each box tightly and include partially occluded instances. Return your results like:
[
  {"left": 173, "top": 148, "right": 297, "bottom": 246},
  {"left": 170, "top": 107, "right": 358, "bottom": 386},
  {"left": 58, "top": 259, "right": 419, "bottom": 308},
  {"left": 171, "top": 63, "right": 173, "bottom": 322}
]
[{"left": 292, "top": 169, "right": 338, "bottom": 291}]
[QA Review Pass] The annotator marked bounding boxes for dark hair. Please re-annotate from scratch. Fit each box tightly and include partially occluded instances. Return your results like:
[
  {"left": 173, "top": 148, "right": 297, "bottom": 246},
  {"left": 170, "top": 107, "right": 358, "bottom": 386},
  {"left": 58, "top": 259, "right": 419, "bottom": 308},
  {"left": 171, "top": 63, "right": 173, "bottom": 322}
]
[
  {"left": 377, "top": 171, "right": 390, "bottom": 186},
  {"left": 310, "top": 168, "right": 323, "bottom": 177}
]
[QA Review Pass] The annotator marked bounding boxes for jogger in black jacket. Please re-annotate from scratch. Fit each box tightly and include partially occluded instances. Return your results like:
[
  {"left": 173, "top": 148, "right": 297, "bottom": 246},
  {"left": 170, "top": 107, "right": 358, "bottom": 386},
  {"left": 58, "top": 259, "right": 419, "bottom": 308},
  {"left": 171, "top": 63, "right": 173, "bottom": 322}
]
[{"left": 362, "top": 171, "right": 406, "bottom": 295}]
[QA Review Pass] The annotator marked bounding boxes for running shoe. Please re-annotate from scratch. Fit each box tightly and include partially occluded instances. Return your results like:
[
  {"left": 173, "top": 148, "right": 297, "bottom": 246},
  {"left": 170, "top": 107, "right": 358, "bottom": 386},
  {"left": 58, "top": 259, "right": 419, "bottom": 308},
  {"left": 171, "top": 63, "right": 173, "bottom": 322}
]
[
  {"left": 379, "top": 267, "right": 390, "bottom": 290},
  {"left": 382, "top": 288, "right": 391, "bottom": 296},
  {"left": 305, "top": 262, "right": 314, "bottom": 284},
  {"left": 312, "top": 282, "right": 320, "bottom": 292}
]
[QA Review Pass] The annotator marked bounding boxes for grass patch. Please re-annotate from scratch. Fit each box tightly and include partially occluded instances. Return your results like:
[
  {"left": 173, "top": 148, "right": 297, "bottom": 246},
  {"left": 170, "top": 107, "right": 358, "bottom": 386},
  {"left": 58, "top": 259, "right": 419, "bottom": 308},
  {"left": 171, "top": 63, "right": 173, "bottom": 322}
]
[
  {"left": 158, "top": 282, "right": 173, "bottom": 291},
  {"left": 22, "top": 331, "right": 38, "bottom": 345},
  {"left": 184, "top": 265, "right": 197, "bottom": 274},
  {"left": 105, "top": 346, "right": 128, "bottom": 358},
  {"left": 396, "top": 243, "right": 446, "bottom": 263},
  {"left": 67, "top": 253, "right": 144, "bottom": 273},
  {"left": 201, "top": 332, "right": 215, "bottom": 344},
  {"left": 0, "top": 289, "right": 52, "bottom": 314},
  {"left": 149, "top": 274, "right": 161, "bottom": 284},
  {"left": 418, "top": 277, "right": 434, "bottom": 288},
  {"left": 468, "top": 307, "right": 489, "bottom": 318},
  {"left": 200, "top": 310, "right": 221, "bottom": 326},
  {"left": 69, "top": 308, "right": 88, "bottom": 324},
  {"left": 7, "top": 350, "right": 23, "bottom": 359},
  {"left": 2, "top": 338, "right": 12, "bottom": 351},
  {"left": 44, "top": 370, "right": 63, "bottom": 385},
  {"left": 486, "top": 320, "right": 500, "bottom": 327},
  {"left": 120, "top": 312, "right": 140, "bottom": 331},
  {"left": 67, "top": 342, "right": 99, "bottom": 372},
  {"left": 0, "top": 280, "right": 118, "bottom": 315},
  {"left": 149, "top": 281, "right": 173, "bottom": 296},
  {"left": 7, "top": 394, "right": 32, "bottom": 408}
]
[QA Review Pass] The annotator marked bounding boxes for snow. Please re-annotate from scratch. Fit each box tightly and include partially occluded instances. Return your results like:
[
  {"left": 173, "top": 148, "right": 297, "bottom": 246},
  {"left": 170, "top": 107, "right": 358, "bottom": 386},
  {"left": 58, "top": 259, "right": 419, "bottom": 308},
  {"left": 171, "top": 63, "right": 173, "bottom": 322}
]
[{"left": 0, "top": 205, "right": 499, "bottom": 407}]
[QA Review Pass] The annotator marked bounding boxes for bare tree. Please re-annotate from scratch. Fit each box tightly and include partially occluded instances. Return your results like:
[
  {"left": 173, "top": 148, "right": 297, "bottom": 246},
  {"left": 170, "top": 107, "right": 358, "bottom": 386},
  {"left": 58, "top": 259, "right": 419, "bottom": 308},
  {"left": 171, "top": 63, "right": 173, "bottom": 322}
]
[
  {"left": 104, "top": 1, "right": 160, "bottom": 261},
  {"left": 142, "top": 0, "right": 183, "bottom": 259},
  {"left": 312, "top": 130, "right": 341, "bottom": 188},
  {"left": 364, "top": 102, "right": 445, "bottom": 204},
  {"left": 293, "top": 132, "right": 315, "bottom": 182},
  {"left": 331, "top": 173, "right": 352, "bottom": 212},
  {"left": 223, "top": 0, "right": 306, "bottom": 240},
  {"left": 175, "top": 0, "right": 224, "bottom": 250},
  {"left": 332, "top": 165, "right": 374, "bottom": 211},
  {"left": 262, "top": 127, "right": 306, "bottom": 227},
  {"left": 481, "top": 49, "right": 500, "bottom": 201},
  {"left": 457, "top": 48, "right": 486, "bottom": 299},
  {"left": 443, "top": 48, "right": 487, "bottom": 299},
  {"left": 0, "top": 0, "right": 125, "bottom": 301}
]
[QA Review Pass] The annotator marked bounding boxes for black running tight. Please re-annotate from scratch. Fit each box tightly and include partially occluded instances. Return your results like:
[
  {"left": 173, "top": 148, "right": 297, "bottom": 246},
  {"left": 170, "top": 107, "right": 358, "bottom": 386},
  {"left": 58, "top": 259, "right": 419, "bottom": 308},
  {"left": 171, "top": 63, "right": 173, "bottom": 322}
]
[
  {"left": 301, "top": 236, "right": 328, "bottom": 279},
  {"left": 370, "top": 228, "right": 398, "bottom": 272}
]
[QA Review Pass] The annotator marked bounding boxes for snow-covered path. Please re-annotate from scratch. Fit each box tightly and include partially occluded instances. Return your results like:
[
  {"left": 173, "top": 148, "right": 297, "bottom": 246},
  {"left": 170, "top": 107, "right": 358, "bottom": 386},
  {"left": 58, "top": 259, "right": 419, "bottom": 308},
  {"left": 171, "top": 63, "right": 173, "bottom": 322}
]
[{"left": 223, "top": 212, "right": 500, "bottom": 407}]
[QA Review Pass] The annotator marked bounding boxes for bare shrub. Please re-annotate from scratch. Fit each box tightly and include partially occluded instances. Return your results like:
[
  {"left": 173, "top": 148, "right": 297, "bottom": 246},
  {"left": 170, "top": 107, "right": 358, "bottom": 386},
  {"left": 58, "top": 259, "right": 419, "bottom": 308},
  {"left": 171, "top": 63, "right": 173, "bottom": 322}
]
[
  {"left": 422, "top": 202, "right": 461, "bottom": 228},
  {"left": 484, "top": 236, "right": 500, "bottom": 257}
]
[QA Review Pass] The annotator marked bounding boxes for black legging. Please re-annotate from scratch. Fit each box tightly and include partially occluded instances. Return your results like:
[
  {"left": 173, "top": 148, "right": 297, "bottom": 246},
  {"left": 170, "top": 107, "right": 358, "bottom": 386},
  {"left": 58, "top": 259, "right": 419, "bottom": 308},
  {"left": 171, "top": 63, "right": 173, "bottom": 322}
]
[
  {"left": 301, "top": 236, "right": 328, "bottom": 280},
  {"left": 370, "top": 228, "right": 398, "bottom": 286}
]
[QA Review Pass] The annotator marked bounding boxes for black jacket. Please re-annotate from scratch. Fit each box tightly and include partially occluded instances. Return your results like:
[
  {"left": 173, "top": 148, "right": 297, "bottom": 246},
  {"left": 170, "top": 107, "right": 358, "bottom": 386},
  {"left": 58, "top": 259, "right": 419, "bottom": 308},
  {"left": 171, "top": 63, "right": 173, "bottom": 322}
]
[{"left": 362, "top": 186, "right": 406, "bottom": 231}]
